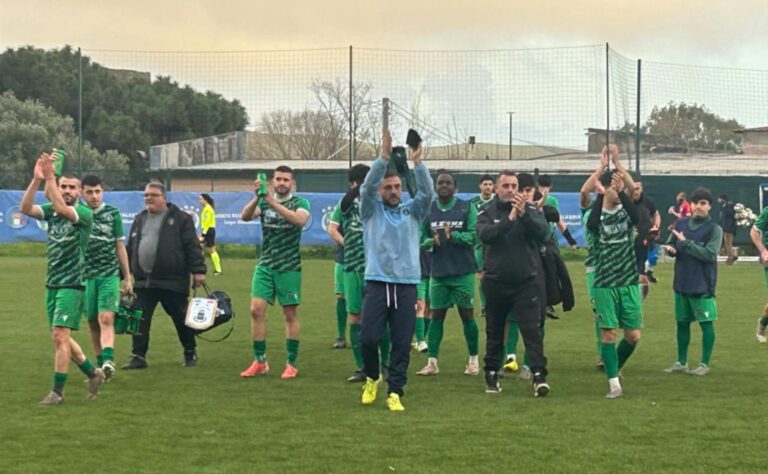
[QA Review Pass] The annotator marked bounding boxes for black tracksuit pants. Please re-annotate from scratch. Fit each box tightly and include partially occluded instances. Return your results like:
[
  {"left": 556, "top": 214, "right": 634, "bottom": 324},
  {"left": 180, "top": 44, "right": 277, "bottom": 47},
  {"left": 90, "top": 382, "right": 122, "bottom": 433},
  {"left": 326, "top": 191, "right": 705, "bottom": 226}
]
[
  {"left": 132, "top": 288, "right": 196, "bottom": 358},
  {"left": 360, "top": 281, "right": 416, "bottom": 397},
  {"left": 483, "top": 277, "right": 548, "bottom": 376}
]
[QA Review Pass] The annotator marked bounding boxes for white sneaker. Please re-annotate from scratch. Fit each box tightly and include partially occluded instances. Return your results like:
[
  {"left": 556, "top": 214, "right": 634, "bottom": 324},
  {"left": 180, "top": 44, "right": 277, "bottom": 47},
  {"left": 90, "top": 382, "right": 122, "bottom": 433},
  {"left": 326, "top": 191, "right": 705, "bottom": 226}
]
[
  {"left": 757, "top": 318, "right": 767, "bottom": 343},
  {"left": 517, "top": 365, "right": 532, "bottom": 381},
  {"left": 464, "top": 357, "right": 480, "bottom": 375},
  {"left": 102, "top": 361, "right": 116, "bottom": 382},
  {"left": 688, "top": 363, "right": 710, "bottom": 376},
  {"left": 416, "top": 358, "right": 439, "bottom": 376},
  {"left": 87, "top": 368, "right": 105, "bottom": 399},
  {"left": 605, "top": 387, "right": 623, "bottom": 399},
  {"left": 662, "top": 361, "right": 689, "bottom": 373},
  {"left": 416, "top": 341, "right": 428, "bottom": 353}
]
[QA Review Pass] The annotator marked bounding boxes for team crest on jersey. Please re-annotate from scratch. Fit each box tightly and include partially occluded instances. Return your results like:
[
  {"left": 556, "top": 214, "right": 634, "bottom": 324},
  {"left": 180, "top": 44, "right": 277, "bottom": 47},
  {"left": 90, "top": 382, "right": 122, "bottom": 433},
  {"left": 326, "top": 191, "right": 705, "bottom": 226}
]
[
  {"left": 5, "top": 206, "right": 29, "bottom": 230},
  {"left": 320, "top": 206, "right": 334, "bottom": 232},
  {"left": 402, "top": 208, "right": 411, "bottom": 216},
  {"left": 182, "top": 205, "right": 200, "bottom": 228}
]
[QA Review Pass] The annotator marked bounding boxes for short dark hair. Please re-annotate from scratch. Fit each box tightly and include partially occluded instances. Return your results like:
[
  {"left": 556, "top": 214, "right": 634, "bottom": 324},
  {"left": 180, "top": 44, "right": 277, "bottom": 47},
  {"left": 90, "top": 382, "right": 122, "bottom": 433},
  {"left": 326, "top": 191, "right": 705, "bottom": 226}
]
[
  {"left": 435, "top": 169, "right": 455, "bottom": 185},
  {"left": 274, "top": 165, "right": 294, "bottom": 177},
  {"left": 81, "top": 175, "right": 102, "bottom": 188},
  {"left": 537, "top": 174, "right": 552, "bottom": 187},
  {"left": 719, "top": 194, "right": 728, "bottom": 200},
  {"left": 200, "top": 193, "right": 214, "bottom": 209},
  {"left": 479, "top": 174, "right": 495, "bottom": 184},
  {"left": 384, "top": 170, "right": 401, "bottom": 180},
  {"left": 629, "top": 171, "right": 642, "bottom": 182},
  {"left": 348, "top": 164, "right": 370, "bottom": 185},
  {"left": 498, "top": 170, "right": 516, "bottom": 179},
  {"left": 690, "top": 187, "right": 713, "bottom": 204}
]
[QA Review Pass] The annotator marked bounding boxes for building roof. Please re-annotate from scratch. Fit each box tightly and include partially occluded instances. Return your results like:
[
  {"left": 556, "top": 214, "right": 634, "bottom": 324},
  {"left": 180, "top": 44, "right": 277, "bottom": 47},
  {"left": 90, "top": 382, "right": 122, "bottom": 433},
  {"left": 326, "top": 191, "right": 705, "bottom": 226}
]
[{"left": 734, "top": 127, "right": 768, "bottom": 133}]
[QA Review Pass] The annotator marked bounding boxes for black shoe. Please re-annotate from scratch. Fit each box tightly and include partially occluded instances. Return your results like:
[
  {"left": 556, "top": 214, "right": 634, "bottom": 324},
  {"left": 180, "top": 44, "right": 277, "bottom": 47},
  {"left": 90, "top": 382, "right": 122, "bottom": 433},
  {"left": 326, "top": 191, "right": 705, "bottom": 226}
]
[
  {"left": 183, "top": 352, "right": 197, "bottom": 368},
  {"left": 596, "top": 358, "right": 605, "bottom": 371},
  {"left": 122, "top": 355, "right": 147, "bottom": 370},
  {"left": 647, "top": 271, "right": 658, "bottom": 284},
  {"left": 533, "top": 372, "right": 550, "bottom": 397},
  {"left": 347, "top": 369, "right": 366, "bottom": 383},
  {"left": 545, "top": 306, "right": 559, "bottom": 320},
  {"left": 485, "top": 371, "right": 501, "bottom": 393},
  {"left": 332, "top": 338, "right": 347, "bottom": 349}
]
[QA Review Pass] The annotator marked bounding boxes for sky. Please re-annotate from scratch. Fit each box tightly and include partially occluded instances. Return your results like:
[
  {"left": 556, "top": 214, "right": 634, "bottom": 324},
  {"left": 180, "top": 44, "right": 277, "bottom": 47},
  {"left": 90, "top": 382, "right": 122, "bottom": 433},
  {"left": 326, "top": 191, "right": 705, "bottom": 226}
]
[
  {"left": 1, "top": 0, "right": 767, "bottom": 149},
  {"left": 2, "top": 0, "right": 766, "bottom": 68}
]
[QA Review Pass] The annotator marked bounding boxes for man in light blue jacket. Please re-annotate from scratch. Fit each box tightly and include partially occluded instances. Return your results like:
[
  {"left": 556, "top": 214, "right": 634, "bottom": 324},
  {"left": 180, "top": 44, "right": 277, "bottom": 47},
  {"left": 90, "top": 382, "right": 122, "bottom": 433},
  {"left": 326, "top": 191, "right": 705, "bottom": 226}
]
[{"left": 358, "top": 131, "right": 434, "bottom": 412}]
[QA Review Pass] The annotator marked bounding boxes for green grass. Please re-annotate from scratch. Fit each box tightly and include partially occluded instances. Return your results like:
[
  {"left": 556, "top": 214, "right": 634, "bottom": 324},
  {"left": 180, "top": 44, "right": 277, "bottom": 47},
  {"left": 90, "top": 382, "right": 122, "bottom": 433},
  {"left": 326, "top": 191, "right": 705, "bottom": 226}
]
[{"left": 0, "top": 257, "right": 765, "bottom": 473}]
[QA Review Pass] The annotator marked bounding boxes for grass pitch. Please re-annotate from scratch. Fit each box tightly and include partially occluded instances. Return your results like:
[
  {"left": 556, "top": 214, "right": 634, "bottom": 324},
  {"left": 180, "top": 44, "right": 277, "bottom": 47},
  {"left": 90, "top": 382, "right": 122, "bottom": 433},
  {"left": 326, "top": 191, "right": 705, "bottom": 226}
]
[{"left": 0, "top": 257, "right": 765, "bottom": 473}]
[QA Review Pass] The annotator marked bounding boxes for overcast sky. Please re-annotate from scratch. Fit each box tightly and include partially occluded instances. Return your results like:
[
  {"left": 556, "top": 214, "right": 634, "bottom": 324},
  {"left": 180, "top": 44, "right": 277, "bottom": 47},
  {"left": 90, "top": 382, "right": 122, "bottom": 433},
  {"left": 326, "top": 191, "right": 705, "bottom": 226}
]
[{"left": 2, "top": 0, "right": 767, "bottom": 68}]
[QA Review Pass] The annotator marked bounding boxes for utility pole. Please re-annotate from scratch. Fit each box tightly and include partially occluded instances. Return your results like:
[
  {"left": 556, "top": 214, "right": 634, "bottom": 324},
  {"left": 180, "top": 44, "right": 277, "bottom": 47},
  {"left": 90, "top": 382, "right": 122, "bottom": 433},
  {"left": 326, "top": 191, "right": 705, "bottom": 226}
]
[{"left": 507, "top": 111, "right": 515, "bottom": 160}]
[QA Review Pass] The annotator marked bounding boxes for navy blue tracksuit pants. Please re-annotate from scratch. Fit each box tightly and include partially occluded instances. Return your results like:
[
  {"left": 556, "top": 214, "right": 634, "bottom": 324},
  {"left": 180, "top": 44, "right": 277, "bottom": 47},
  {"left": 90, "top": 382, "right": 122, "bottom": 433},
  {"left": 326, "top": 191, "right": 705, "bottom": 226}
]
[{"left": 360, "top": 280, "right": 416, "bottom": 397}]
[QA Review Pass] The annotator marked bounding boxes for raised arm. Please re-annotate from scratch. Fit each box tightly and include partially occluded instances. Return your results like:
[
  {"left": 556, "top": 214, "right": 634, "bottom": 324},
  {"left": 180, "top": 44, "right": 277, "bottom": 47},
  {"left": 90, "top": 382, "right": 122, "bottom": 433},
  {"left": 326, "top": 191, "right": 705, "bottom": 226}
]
[
  {"left": 674, "top": 225, "right": 722, "bottom": 263},
  {"left": 608, "top": 144, "right": 635, "bottom": 192},
  {"left": 410, "top": 151, "right": 435, "bottom": 221},
  {"left": 264, "top": 195, "right": 310, "bottom": 227},
  {"left": 20, "top": 161, "right": 44, "bottom": 220},
  {"left": 241, "top": 178, "right": 263, "bottom": 222}
]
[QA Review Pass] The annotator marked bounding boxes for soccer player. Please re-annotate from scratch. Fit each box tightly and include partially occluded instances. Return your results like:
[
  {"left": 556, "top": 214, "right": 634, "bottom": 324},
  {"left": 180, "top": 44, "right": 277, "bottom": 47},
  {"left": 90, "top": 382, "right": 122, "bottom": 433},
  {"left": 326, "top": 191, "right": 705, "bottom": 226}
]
[
  {"left": 328, "top": 164, "right": 391, "bottom": 382},
  {"left": 586, "top": 165, "right": 641, "bottom": 399},
  {"left": 81, "top": 175, "right": 132, "bottom": 381},
  {"left": 478, "top": 171, "right": 550, "bottom": 397},
  {"left": 413, "top": 247, "right": 432, "bottom": 353},
  {"left": 750, "top": 204, "right": 768, "bottom": 343},
  {"left": 240, "top": 166, "right": 310, "bottom": 379},
  {"left": 631, "top": 176, "right": 660, "bottom": 300},
  {"left": 662, "top": 188, "right": 722, "bottom": 376},
  {"left": 718, "top": 195, "right": 737, "bottom": 265},
  {"left": 199, "top": 193, "right": 222, "bottom": 275},
  {"left": 358, "top": 131, "right": 433, "bottom": 411},
  {"left": 416, "top": 171, "right": 480, "bottom": 376},
  {"left": 20, "top": 155, "right": 104, "bottom": 405},
  {"left": 470, "top": 174, "right": 495, "bottom": 317}
]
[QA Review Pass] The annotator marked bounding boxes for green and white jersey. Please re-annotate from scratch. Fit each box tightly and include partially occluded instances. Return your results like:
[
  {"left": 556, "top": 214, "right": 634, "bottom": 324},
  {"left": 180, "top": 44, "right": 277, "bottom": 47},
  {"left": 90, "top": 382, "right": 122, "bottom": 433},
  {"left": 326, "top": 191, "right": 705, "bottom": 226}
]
[
  {"left": 258, "top": 195, "right": 311, "bottom": 272},
  {"left": 470, "top": 194, "right": 494, "bottom": 249},
  {"left": 84, "top": 203, "right": 125, "bottom": 279},
  {"left": 39, "top": 202, "right": 93, "bottom": 288},
  {"left": 591, "top": 204, "right": 637, "bottom": 288},
  {"left": 753, "top": 207, "right": 768, "bottom": 247},
  {"left": 581, "top": 205, "right": 597, "bottom": 272},
  {"left": 330, "top": 199, "right": 364, "bottom": 273}
]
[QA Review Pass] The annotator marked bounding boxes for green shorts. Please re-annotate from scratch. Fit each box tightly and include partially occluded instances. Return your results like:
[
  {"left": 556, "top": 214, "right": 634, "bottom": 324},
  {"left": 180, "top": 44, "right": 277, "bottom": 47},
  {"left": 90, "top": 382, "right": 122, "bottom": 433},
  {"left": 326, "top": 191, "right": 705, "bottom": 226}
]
[
  {"left": 417, "top": 277, "right": 430, "bottom": 303},
  {"left": 251, "top": 265, "right": 302, "bottom": 306},
  {"left": 594, "top": 285, "right": 643, "bottom": 330},
  {"left": 84, "top": 276, "right": 120, "bottom": 320},
  {"left": 334, "top": 262, "right": 344, "bottom": 295},
  {"left": 45, "top": 288, "right": 84, "bottom": 330},
  {"left": 675, "top": 293, "right": 718, "bottom": 323},
  {"left": 343, "top": 270, "right": 364, "bottom": 314},
  {"left": 430, "top": 274, "right": 475, "bottom": 310}
]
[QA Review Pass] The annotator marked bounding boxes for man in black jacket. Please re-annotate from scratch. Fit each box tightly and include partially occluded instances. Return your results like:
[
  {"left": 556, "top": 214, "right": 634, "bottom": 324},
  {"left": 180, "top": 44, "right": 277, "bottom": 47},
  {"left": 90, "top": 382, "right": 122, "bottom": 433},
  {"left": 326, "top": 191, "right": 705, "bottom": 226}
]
[
  {"left": 718, "top": 195, "right": 737, "bottom": 264},
  {"left": 122, "top": 182, "right": 206, "bottom": 369},
  {"left": 477, "top": 171, "right": 550, "bottom": 397}
]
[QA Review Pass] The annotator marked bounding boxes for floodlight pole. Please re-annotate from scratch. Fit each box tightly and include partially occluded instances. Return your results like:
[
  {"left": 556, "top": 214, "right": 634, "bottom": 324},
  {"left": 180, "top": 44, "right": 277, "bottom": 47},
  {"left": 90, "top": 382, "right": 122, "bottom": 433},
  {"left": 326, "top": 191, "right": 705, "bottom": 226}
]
[
  {"left": 508, "top": 113, "right": 513, "bottom": 160},
  {"left": 635, "top": 59, "right": 642, "bottom": 173},
  {"left": 349, "top": 45, "right": 353, "bottom": 168}
]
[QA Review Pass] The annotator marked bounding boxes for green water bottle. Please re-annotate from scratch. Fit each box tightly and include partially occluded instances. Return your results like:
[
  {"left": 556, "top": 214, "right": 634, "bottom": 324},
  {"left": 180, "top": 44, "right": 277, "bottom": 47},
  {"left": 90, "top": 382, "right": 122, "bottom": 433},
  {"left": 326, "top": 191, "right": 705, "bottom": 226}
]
[
  {"left": 257, "top": 172, "right": 268, "bottom": 197},
  {"left": 51, "top": 148, "right": 66, "bottom": 176}
]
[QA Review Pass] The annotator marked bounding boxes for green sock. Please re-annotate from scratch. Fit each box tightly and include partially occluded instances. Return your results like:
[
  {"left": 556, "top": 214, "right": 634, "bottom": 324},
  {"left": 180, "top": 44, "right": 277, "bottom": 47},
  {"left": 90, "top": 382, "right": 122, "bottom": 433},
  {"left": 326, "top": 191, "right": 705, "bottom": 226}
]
[
  {"left": 350, "top": 323, "right": 363, "bottom": 369},
  {"left": 415, "top": 317, "right": 425, "bottom": 342},
  {"left": 379, "top": 328, "right": 391, "bottom": 367},
  {"left": 102, "top": 347, "right": 114, "bottom": 363},
  {"left": 677, "top": 321, "right": 691, "bottom": 365},
  {"left": 617, "top": 339, "right": 636, "bottom": 369},
  {"left": 252, "top": 340, "right": 266, "bottom": 362},
  {"left": 78, "top": 358, "right": 96, "bottom": 377},
  {"left": 505, "top": 320, "right": 519, "bottom": 356},
  {"left": 700, "top": 321, "right": 715, "bottom": 366},
  {"left": 286, "top": 339, "right": 299, "bottom": 365},
  {"left": 424, "top": 317, "right": 431, "bottom": 335},
  {"left": 601, "top": 342, "right": 619, "bottom": 378},
  {"left": 760, "top": 316, "right": 768, "bottom": 327},
  {"left": 595, "top": 319, "right": 602, "bottom": 356},
  {"left": 336, "top": 299, "right": 347, "bottom": 340},
  {"left": 462, "top": 319, "right": 479, "bottom": 356},
  {"left": 427, "top": 319, "right": 445, "bottom": 358},
  {"left": 53, "top": 372, "right": 67, "bottom": 395},
  {"left": 96, "top": 354, "right": 104, "bottom": 366}
]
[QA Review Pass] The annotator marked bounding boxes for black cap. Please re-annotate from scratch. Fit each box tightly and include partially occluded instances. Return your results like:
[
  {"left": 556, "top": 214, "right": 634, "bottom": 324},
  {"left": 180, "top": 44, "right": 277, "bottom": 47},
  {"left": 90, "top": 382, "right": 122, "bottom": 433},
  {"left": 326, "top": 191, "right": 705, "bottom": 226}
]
[{"left": 690, "top": 187, "right": 713, "bottom": 204}]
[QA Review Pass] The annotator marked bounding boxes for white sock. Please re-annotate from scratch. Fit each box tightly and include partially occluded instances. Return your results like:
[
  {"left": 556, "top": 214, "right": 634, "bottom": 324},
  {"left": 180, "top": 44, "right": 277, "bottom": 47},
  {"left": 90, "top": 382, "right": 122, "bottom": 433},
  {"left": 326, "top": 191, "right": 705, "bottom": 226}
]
[
  {"left": 428, "top": 357, "right": 438, "bottom": 366},
  {"left": 469, "top": 355, "right": 478, "bottom": 365},
  {"left": 609, "top": 377, "right": 621, "bottom": 391},
  {"left": 506, "top": 353, "right": 516, "bottom": 361}
]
